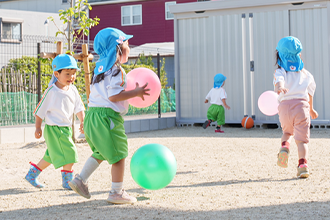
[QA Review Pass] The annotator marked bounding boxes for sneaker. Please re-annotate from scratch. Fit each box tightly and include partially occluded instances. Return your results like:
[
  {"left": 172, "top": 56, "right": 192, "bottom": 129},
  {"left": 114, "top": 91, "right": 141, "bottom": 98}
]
[
  {"left": 203, "top": 120, "right": 211, "bottom": 129},
  {"left": 297, "top": 164, "right": 309, "bottom": 178},
  {"left": 107, "top": 189, "right": 137, "bottom": 204},
  {"left": 277, "top": 145, "right": 290, "bottom": 168},
  {"left": 68, "top": 174, "right": 91, "bottom": 199},
  {"left": 215, "top": 128, "right": 224, "bottom": 133}
]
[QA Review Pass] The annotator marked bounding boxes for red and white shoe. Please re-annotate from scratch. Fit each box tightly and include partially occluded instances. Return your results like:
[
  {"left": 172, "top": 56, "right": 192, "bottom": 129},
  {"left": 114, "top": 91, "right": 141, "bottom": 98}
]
[
  {"left": 215, "top": 128, "right": 224, "bottom": 133},
  {"left": 297, "top": 164, "right": 309, "bottom": 178}
]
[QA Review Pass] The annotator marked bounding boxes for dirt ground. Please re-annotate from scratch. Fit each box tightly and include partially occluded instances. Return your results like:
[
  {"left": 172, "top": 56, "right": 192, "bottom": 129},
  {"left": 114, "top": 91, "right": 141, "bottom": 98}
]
[{"left": 1, "top": 125, "right": 330, "bottom": 220}]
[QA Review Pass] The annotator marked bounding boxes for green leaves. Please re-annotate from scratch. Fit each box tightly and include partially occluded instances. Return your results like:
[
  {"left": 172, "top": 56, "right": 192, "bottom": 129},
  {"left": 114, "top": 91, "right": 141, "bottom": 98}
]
[
  {"left": 124, "top": 53, "right": 168, "bottom": 89},
  {"left": 5, "top": 57, "right": 95, "bottom": 95},
  {"left": 49, "top": 0, "right": 100, "bottom": 46}
]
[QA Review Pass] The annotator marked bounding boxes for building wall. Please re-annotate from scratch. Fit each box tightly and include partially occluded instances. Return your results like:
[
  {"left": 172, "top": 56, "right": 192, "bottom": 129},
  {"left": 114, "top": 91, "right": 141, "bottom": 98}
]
[
  {"left": 0, "top": 0, "right": 69, "bottom": 13},
  {"left": 89, "top": 0, "right": 194, "bottom": 46},
  {"left": 0, "top": 9, "right": 61, "bottom": 36},
  {"left": 0, "top": 9, "right": 62, "bottom": 67}
]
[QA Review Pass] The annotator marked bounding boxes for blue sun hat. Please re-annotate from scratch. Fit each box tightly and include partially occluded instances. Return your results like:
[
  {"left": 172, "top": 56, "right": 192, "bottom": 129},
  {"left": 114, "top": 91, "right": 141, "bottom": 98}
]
[
  {"left": 276, "top": 36, "right": 304, "bottom": 72},
  {"left": 48, "top": 54, "right": 80, "bottom": 87},
  {"left": 214, "top": 73, "right": 226, "bottom": 88},
  {"left": 94, "top": 27, "right": 133, "bottom": 75}
]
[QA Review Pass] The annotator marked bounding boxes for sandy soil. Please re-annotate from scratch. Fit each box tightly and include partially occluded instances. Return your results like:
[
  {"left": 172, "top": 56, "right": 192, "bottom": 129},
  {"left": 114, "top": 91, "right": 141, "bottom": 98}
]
[{"left": 1, "top": 125, "right": 330, "bottom": 220}]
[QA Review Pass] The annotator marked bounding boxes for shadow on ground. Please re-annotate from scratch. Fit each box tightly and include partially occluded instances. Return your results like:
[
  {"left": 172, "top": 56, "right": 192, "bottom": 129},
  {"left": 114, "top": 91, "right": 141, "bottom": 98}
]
[
  {"left": 126, "top": 125, "right": 330, "bottom": 139},
  {"left": 20, "top": 141, "right": 45, "bottom": 149},
  {"left": 1, "top": 199, "right": 329, "bottom": 219}
]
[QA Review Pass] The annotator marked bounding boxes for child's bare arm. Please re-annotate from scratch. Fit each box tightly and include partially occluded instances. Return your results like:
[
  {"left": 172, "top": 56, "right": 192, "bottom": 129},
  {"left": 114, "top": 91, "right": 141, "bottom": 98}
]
[
  {"left": 205, "top": 99, "right": 208, "bottom": 103},
  {"left": 109, "top": 83, "right": 150, "bottom": 102},
  {"left": 35, "top": 115, "right": 43, "bottom": 139},
  {"left": 274, "top": 81, "right": 289, "bottom": 94},
  {"left": 76, "top": 111, "right": 85, "bottom": 134},
  {"left": 308, "top": 94, "right": 318, "bottom": 119},
  {"left": 222, "top": 99, "right": 230, "bottom": 110}
]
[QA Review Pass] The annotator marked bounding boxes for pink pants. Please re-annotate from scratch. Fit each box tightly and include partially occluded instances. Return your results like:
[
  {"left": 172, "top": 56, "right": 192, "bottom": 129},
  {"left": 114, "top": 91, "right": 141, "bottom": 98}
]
[{"left": 278, "top": 99, "right": 310, "bottom": 143}]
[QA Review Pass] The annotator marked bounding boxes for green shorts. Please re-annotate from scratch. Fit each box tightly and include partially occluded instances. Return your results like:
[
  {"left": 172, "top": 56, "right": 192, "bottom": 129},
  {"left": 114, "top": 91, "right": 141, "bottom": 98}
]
[
  {"left": 207, "top": 104, "right": 225, "bottom": 126},
  {"left": 84, "top": 107, "right": 128, "bottom": 164},
  {"left": 43, "top": 125, "right": 78, "bottom": 169}
]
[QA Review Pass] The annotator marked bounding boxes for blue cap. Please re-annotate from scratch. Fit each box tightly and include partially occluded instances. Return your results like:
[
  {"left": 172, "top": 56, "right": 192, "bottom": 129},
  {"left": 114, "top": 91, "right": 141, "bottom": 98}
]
[
  {"left": 214, "top": 73, "right": 226, "bottom": 88},
  {"left": 94, "top": 27, "right": 133, "bottom": 75},
  {"left": 276, "top": 36, "right": 304, "bottom": 72},
  {"left": 52, "top": 54, "right": 79, "bottom": 71}
]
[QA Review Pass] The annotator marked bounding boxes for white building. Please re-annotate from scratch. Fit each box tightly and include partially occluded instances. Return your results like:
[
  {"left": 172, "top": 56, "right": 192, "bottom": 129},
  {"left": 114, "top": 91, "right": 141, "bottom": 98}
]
[
  {"left": 170, "top": 0, "right": 330, "bottom": 127},
  {"left": 0, "top": 0, "right": 71, "bottom": 13},
  {"left": 0, "top": 0, "right": 77, "bottom": 67}
]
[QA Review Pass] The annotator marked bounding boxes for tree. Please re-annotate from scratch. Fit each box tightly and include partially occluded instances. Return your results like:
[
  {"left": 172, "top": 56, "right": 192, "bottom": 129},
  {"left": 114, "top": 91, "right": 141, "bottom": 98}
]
[{"left": 47, "top": 0, "right": 100, "bottom": 52}]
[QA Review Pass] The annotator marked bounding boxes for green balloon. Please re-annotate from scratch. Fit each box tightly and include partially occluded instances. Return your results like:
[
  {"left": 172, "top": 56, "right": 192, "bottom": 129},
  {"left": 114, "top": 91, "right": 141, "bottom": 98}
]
[{"left": 130, "top": 143, "right": 177, "bottom": 190}]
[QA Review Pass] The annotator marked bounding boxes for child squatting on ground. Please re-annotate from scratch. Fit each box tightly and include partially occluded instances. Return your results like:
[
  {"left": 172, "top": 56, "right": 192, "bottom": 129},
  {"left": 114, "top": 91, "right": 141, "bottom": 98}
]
[
  {"left": 25, "top": 54, "right": 85, "bottom": 189},
  {"left": 274, "top": 36, "right": 318, "bottom": 178},
  {"left": 203, "top": 73, "right": 230, "bottom": 133},
  {"left": 69, "top": 28, "right": 150, "bottom": 204}
]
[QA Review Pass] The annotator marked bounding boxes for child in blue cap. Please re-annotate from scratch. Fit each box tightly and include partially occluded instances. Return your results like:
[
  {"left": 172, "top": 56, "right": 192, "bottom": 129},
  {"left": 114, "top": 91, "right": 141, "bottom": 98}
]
[
  {"left": 274, "top": 36, "right": 318, "bottom": 178},
  {"left": 25, "top": 54, "right": 85, "bottom": 189},
  {"left": 203, "top": 73, "right": 230, "bottom": 133},
  {"left": 69, "top": 27, "right": 149, "bottom": 204}
]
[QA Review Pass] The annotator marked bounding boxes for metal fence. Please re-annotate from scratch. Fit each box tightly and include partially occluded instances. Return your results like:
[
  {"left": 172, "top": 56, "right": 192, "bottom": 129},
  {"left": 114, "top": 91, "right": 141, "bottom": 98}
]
[{"left": 0, "top": 34, "right": 176, "bottom": 126}]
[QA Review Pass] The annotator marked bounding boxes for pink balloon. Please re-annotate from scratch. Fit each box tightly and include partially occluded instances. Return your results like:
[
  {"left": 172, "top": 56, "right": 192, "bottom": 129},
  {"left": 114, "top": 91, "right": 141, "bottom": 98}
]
[
  {"left": 258, "top": 91, "right": 279, "bottom": 116},
  {"left": 126, "top": 67, "right": 161, "bottom": 108}
]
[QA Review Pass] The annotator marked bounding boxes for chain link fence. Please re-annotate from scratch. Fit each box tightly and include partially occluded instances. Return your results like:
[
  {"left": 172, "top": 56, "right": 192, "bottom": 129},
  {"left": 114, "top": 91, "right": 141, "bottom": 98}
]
[{"left": 0, "top": 34, "right": 176, "bottom": 126}]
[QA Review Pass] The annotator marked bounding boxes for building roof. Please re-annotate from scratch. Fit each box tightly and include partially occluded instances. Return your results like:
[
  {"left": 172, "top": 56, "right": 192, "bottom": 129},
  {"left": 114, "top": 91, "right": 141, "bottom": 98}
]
[
  {"left": 89, "top": 0, "right": 149, "bottom": 5},
  {"left": 169, "top": 0, "right": 322, "bottom": 14},
  {"left": 129, "top": 42, "right": 174, "bottom": 58}
]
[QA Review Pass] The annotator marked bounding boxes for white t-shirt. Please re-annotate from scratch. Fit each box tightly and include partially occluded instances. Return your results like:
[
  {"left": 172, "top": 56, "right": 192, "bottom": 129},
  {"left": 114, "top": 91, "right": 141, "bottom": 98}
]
[
  {"left": 34, "top": 84, "right": 85, "bottom": 127},
  {"left": 273, "top": 67, "right": 316, "bottom": 102},
  {"left": 88, "top": 65, "right": 129, "bottom": 115},
  {"left": 205, "top": 87, "right": 227, "bottom": 105}
]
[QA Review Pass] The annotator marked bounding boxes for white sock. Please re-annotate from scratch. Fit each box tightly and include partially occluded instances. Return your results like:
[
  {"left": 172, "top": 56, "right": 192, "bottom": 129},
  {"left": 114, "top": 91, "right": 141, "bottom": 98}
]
[
  {"left": 111, "top": 182, "right": 123, "bottom": 193},
  {"left": 80, "top": 157, "right": 100, "bottom": 182}
]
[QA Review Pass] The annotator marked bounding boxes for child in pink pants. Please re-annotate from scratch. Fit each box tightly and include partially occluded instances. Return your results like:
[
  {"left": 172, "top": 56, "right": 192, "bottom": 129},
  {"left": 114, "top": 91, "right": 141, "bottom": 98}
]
[{"left": 273, "top": 36, "right": 318, "bottom": 178}]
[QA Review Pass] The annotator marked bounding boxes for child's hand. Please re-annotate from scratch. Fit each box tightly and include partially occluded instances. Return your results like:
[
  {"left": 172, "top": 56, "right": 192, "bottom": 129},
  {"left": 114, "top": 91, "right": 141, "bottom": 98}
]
[
  {"left": 310, "top": 109, "right": 318, "bottom": 119},
  {"left": 225, "top": 105, "right": 230, "bottom": 110},
  {"left": 277, "top": 87, "right": 289, "bottom": 94},
  {"left": 135, "top": 82, "right": 150, "bottom": 100},
  {"left": 79, "top": 122, "right": 84, "bottom": 134},
  {"left": 204, "top": 100, "right": 208, "bottom": 103},
  {"left": 35, "top": 128, "right": 42, "bottom": 139}
]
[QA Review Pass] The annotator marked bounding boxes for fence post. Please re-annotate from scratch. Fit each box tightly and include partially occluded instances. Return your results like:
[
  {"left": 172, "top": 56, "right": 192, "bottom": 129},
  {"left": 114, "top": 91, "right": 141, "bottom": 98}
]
[
  {"left": 37, "top": 42, "right": 41, "bottom": 102},
  {"left": 157, "top": 52, "right": 161, "bottom": 118}
]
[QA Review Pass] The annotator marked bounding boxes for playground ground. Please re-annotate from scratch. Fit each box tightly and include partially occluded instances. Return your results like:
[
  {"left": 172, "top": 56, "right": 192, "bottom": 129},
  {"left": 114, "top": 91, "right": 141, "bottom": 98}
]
[{"left": 1, "top": 125, "right": 330, "bottom": 219}]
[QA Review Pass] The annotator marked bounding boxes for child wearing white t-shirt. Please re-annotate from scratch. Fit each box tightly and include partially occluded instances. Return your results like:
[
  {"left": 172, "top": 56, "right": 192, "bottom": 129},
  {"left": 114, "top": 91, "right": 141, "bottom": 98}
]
[
  {"left": 203, "top": 73, "right": 230, "bottom": 133},
  {"left": 25, "top": 54, "right": 85, "bottom": 189},
  {"left": 274, "top": 36, "right": 318, "bottom": 178},
  {"left": 69, "top": 28, "right": 149, "bottom": 204}
]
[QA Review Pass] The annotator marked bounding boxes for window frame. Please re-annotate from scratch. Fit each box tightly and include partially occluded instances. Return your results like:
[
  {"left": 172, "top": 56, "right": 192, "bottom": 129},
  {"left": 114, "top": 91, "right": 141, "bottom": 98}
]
[
  {"left": 121, "top": 5, "right": 142, "bottom": 26},
  {"left": 165, "top": 1, "right": 176, "bottom": 20},
  {"left": 0, "top": 17, "right": 23, "bottom": 43}
]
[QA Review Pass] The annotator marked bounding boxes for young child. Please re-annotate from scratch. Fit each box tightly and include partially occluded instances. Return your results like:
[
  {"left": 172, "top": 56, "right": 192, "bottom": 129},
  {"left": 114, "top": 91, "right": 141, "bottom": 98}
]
[
  {"left": 203, "top": 73, "right": 230, "bottom": 133},
  {"left": 69, "top": 27, "right": 149, "bottom": 204},
  {"left": 25, "top": 54, "right": 85, "bottom": 189},
  {"left": 274, "top": 36, "right": 318, "bottom": 178}
]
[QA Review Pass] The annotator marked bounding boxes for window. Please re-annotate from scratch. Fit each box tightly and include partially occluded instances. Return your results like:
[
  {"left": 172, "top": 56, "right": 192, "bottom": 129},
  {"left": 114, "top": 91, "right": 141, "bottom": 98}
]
[
  {"left": 165, "top": 2, "right": 176, "bottom": 20},
  {"left": 62, "top": 0, "right": 68, "bottom": 3},
  {"left": 0, "top": 18, "right": 23, "bottom": 42},
  {"left": 121, "top": 5, "right": 142, "bottom": 26}
]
